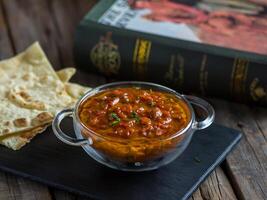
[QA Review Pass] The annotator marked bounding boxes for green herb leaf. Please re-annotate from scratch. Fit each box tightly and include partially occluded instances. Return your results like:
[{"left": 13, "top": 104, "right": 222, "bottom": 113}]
[
  {"left": 110, "top": 120, "right": 120, "bottom": 126},
  {"left": 109, "top": 112, "right": 121, "bottom": 127},
  {"left": 130, "top": 111, "right": 140, "bottom": 122},
  {"left": 110, "top": 112, "right": 120, "bottom": 121}
]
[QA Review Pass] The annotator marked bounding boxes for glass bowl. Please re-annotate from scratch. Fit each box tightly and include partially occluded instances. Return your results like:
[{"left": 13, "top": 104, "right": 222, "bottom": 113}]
[{"left": 52, "top": 82, "right": 215, "bottom": 171}]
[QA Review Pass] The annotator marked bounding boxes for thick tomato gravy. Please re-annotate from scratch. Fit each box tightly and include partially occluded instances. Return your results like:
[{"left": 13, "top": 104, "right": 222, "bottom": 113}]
[{"left": 78, "top": 87, "right": 190, "bottom": 139}]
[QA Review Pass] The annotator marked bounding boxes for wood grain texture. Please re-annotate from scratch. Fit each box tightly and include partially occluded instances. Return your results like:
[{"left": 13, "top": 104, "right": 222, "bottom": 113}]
[
  {"left": 52, "top": 189, "right": 94, "bottom": 200},
  {"left": 190, "top": 189, "right": 203, "bottom": 200},
  {"left": 190, "top": 167, "right": 237, "bottom": 200},
  {"left": 199, "top": 167, "right": 237, "bottom": 200},
  {"left": 1, "top": 0, "right": 61, "bottom": 68},
  {"left": 0, "top": 1, "right": 13, "bottom": 58},
  {"left": 0, "top": 173, "right": 52, "bottom": 200},
  {"left": 212, "top": 99, "right": 267, "bottom": 200},
  {"left": 51, "top": 189, "right": 76, "bottom": 200},
  {"left": 48, "top": 0, "right": 97, "bottom": 67}
]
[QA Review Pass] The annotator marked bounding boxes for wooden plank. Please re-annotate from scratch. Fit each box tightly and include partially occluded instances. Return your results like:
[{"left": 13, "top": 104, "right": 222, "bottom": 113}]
[
  {"left": 52, "top": 188, "right": 94, "bottom": 200},
  {"left": 0, "top": 173, "right": 52, "bottom": 200},
  {"left": 211, "top": 99, "right": 267, "bottom": 200},
  {"left": 74, "top": 0, "right": 98, "bottom": 20},
  {"left": 189, "top": 167, "right": 237, "bottom": 200},
  {"left": 0, "top": 1, "right": 13, "bottom": 58},
  {"left": 190, "top": 189, "right": 203, "bottom": 200},
  {"left": 251, "top": 107, "right": 267, "bottom": 143},
  {"left": 1, "top": 0, "right": 61, "bottom": 68},
  {"left": 49, "top": 0, "right": 97, "bottom": 67},
  {"left": 199, "top": 167, "right": 237, "bottom": 200},
  {"left": 51, "top": 189, "right": 76, "bottom": 200},
  {"left": 49, "top": 0, "right": 82, "bottom": 67}
]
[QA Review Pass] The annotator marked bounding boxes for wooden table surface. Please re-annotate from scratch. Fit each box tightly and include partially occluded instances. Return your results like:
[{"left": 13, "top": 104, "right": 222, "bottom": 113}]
[{"left": 0, "top": 0, "right": 266, "bottom": 200}]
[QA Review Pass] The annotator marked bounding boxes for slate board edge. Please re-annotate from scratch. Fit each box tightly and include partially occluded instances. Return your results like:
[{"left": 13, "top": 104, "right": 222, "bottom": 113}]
[
  {"left": 182, "top": 131, "right": 242, "bottom": 200},
  {"left": 0, "top": 132, "right": 242, "bottom": 200}
]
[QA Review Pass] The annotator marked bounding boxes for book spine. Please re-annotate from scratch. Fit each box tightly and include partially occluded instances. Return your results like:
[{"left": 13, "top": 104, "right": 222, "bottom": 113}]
[{"left": 74, "top": 21, "right": 267, "bottom": 106}]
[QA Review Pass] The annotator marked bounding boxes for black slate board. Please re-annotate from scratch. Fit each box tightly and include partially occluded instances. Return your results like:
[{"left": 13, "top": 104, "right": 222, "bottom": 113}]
[{"left": 0, "top": 122, "right": 241, "bottom": 200}]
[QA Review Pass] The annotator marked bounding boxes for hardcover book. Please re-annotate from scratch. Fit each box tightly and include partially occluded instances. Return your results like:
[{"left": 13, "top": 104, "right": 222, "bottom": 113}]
[{"left": 74, "top": 0, "right": 267, "bottom": 106}]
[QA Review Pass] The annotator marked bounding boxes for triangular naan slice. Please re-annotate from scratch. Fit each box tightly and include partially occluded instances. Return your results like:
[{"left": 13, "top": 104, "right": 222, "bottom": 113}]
[
  {"left": 0, "top": 42, "right": 74, "bottom": 136},
  {"left": 0, "top": 43, "right": 92, "bottom": 150},
  {"left": 0, "top": 124, "right": 49, "bottom": 150},
  {"left": 0, "top": 70, "right": 91, "bottom": 150},
  {"left": 56, "top": 68, "right": 91, "bottom": 99},
  {"left": 65, "top": 82, "right": 91, "bottom": 99},
  {"left": 56, "top": 67, "right": 76, "bottom": 83}
]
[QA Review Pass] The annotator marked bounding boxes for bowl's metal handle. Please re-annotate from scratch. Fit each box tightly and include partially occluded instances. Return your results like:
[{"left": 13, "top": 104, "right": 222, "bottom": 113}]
[
  {"left": 184, "top": 95, "right": 215, "bottom": 130},
  {"left": 52, "top": 108, "right": 92, "bottom": 146}
]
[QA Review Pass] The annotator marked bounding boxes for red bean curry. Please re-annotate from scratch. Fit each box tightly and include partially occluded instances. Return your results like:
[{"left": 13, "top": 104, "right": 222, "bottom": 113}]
[{"left": 79, "top": 87, "right": 190, "bottom": 139}]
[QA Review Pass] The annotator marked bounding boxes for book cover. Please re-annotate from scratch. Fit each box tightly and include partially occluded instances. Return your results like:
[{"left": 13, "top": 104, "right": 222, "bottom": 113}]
[
  {"left": 98, "top": 0, "right": 267, "bottom": 56},
  {"left": 74, "top": 0, "right": 267, "bottom": 106}
]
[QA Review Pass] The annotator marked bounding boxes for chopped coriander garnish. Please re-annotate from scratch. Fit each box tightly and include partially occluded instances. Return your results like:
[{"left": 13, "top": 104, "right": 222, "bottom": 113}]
[
  {"left": 110, "top": 112, "right": 120, "bottom": 121},
  {"left": 110, "top": 120, "right": 120, "bottom": 126},
  {"left": 110, "top": 112, "right": 121, "bottom": 126},
  {"left": 131, "top": 111, "right": 140, "bottom": 122}
]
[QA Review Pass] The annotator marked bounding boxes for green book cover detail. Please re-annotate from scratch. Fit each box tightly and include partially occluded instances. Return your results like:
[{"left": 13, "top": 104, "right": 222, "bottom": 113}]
[{"left": 74, "top": 0, "right": 267, "bottom": 106}]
